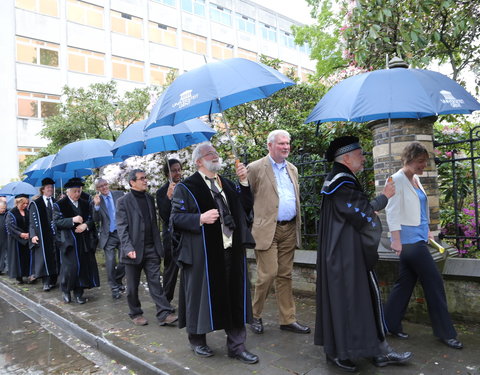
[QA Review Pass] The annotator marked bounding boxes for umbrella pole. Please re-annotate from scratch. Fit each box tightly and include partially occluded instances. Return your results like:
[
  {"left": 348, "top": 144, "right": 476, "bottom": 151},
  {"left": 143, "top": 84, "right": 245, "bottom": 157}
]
[
  {"left": 161, "top": 137, "right": 172, "bottom": 183},
  {"left": 388, "top": 117, "right": 393, "bottom": 176},
  {"left": 217, "top": 104, "right": 239, "bottom": 162}
]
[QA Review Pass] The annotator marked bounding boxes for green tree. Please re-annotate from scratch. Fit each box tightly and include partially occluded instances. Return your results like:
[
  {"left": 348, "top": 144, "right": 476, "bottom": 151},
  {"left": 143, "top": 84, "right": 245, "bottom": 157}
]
[
  {"left": 295, "top": 0, "right": 480, "bottom": 83},
  {"left": 39, "top": 81, "right": 159, "bottom": 155}
]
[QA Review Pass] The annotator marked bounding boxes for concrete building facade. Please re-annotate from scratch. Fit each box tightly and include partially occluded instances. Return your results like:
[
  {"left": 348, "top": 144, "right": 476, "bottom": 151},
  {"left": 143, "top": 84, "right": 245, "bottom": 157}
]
[{"left": 0, "top": 0, "right": 315, "bottom": 185}]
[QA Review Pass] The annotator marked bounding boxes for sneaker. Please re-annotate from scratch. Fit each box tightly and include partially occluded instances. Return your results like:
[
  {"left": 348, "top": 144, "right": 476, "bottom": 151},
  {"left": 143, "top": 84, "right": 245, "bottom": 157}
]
[{"left": 132, "top": 315, "right": 148, "bottom": 326}]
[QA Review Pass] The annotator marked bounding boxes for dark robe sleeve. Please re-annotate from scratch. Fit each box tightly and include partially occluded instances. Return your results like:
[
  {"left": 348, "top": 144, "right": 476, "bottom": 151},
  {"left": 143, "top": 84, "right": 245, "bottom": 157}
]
[
  {"left": 53, "top": 205, "right": 74, "bottom": 229},
  {"left": 6, "top": 213, "right": 28, "bottom": 246},
  {"left": 171, "top": 185, "right": 202, "bottom": 234},
  {"left": 157, "top": 184, "right": 172, "bottom": 225}
]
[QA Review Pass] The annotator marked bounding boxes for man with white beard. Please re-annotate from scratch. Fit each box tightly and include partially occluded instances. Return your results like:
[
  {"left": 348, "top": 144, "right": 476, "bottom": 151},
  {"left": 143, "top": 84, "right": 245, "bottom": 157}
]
[{"left": 171, "top": 142, "right": 259, "bottom": 364}]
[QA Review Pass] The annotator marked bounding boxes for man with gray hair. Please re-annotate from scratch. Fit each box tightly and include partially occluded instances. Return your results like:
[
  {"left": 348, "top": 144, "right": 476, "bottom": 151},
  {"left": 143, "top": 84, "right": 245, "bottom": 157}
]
[
  {"left": 247, "top": 130, "right": 310, "bottom": 335},
  {"left": 92, "top": 178, "right": 125, "bottom": 299},
  {"left": 171, "top": 142, "right": 258, "bottom": 364}
]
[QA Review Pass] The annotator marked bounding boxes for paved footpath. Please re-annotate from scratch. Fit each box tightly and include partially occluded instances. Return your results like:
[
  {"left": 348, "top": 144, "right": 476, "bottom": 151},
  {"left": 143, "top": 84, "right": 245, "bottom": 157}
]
[{"left": 0, "top": 260, "right": 479, "bottom": 375}]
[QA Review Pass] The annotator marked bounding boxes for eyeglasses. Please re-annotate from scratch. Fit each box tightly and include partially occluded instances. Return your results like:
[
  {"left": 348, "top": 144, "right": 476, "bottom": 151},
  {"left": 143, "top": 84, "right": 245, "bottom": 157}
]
[
  {"left": 136, "top": 176, "right": 147, "bottom": 181},
  {"left": 97, "top": 184, "right": 108, "bottom": 188},
  {"left": 200, "top": 151, "right": 219, "bottom": 159}
]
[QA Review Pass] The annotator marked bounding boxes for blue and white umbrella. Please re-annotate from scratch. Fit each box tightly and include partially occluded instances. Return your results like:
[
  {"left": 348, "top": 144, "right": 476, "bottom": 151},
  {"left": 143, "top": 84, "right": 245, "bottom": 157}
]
[
  {"left": 50, "top": 139, "right": 123, "bottom": 172},
  {"left": 146, "top": 58, "right": 295, "bottom": 158},
  {"left": 111, "top": 119, "right": 217, "bottom": 160},
  {"left": 0, "top": 181, "right": 38, "bottom": 196}
]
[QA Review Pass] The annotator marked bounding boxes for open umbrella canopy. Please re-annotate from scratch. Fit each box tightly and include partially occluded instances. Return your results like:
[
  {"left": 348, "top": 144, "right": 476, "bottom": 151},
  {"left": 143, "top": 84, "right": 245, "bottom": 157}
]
[
  {"left": 305, "top": 68, "right": 480, "bottom": 124},
  {"left": 50, "top": 139, "right": 123, "bottom": 172},
  {"left": 0, "top": 181, "right": 38, "bottom": 196},
  {"left": 112, "top": 119, "right": 216, "bottom": 159},
  {"left": 24, "top": 155, "right": 55, "bottom": 178},
  {"left": 23, "top": 169, "right": 94, "bottom": 187},
  {"left": 146, "top": 58, "right": 295, "bottom": 130}
]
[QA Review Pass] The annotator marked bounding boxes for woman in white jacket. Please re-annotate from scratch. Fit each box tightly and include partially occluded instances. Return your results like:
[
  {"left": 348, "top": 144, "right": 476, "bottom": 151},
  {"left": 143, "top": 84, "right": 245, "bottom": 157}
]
[{"left": 384, "top": 142, "right": 462, "bottom": 350}]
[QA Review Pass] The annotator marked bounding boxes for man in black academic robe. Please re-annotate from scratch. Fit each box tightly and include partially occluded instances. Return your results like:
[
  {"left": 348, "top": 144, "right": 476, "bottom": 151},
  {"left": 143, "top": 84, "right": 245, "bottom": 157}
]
[
  {"left": 316, "top": 136, "right": 412, "bottom": 372},
  {"left": 54, "top": 178, "right": 99, "bottom": 304},
  {"left": 171, "top": 142, "right": 258, "bottom": 364},
  {"left": 29, "top": 178, "right": 59, "bottom": 291}
]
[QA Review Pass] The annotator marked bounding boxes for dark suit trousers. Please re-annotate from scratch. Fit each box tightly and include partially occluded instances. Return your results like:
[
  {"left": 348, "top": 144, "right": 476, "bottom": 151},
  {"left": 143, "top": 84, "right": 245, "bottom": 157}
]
[
  {"left": 104, "top": 231, "right": 125, "bottom": 290},
  {"left": 384, "top": 241, "right": 457, "bottom": 340},
  {"left": 162, "top": 238, "right": 179, "bottom": 302},
  {"left": 125, "top": 244, "right": 173, "bottom": 321}
]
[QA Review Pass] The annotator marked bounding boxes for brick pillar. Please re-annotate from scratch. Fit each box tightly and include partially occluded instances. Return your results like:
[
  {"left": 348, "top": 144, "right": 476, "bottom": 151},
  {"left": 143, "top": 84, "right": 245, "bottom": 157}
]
[{"left": 368, "top": 116, "right": 441, "bottom": 245}]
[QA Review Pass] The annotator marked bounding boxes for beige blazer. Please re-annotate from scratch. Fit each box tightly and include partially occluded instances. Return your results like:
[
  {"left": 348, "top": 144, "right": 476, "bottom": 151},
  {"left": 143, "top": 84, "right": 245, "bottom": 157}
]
[{"left": 248, "top": 156, "right": 302, "bottom": 250}]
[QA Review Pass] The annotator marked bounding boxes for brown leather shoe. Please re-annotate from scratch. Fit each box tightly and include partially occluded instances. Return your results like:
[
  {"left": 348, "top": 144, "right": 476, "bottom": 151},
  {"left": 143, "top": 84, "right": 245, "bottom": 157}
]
[
  {"left": 132, "top": 315, "right": 148, "bottom": 326},
  {"left": 159, "top": 313, "right": 178, "bottom": 326}
]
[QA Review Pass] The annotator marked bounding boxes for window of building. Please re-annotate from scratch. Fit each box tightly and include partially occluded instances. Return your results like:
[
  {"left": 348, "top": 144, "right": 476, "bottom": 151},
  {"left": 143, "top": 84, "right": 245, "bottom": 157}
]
[
  {"left": 150, "top": 64, "right": 176, "bottom": 86},
  {"left": 66, "top": 0, "right": 103, "bottom": 28},
  {"left": 181, "top": 31, "right": 206, "bottom": 54},
  {"left": 16, "top": 0, "right": 58, "bottom": 17},
  {"left": 111, "top": 10, "right": 143, "bottom": 38},
  {"left": 18, "top": 147, "right": 43, "bottom": 163},
  {"left": 181, "top": 0, "right": 205, "bottom": 17},
  {"left": 152, "top": 0, "right": 176, "bottom": 6},
  {"left": 17, "top": 92, "right": 60, "bottom": 119},
  {"left": 236, "top": 14, "right": 255, "bottom": 35},
  {"left": 148, "top": 21, "right": 177, "bottom": 47},
  {"left": 299, "top": 42, "right": 311, "bottom": 55},
  {"left": 16, "top": 36, "right": 59, "bottom": 67},
  {"left": 67, "top": 47, "right": 104, "bottom": 75},
  {"left": 209, "top": 3, "right": 231, "bottom": 26},
  {"left": 112, "top": 56, "right": 144, "bottom": 82},
  {"left": 260, "top": 22, "right": 276, "bottom": 42},
  {"left": 237, "top": 48, "right": 256, "bottom": 61},
  {"left": 211, "top": 40, "right": 233, "bottom": 60},
  {"left": 280, "top": 30, "right": 295, "bottom": 49}
]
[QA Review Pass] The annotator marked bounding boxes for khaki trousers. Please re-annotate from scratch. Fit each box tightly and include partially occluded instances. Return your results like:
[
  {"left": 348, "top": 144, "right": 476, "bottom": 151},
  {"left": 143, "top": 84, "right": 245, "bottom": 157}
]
[{"left": 252, "top": 221, "right": 296, "bottom": 325}]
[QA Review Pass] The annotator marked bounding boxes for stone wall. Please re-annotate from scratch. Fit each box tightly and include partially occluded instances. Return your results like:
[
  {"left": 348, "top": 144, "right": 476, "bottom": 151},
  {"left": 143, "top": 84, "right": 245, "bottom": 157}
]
[{"left": 247, "top": 250, "right": 480, "bottom": 324}]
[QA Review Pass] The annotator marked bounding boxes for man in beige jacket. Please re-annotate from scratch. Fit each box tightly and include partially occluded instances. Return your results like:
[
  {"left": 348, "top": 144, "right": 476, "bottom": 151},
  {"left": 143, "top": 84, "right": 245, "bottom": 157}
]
[{"left": 247, "top": 130, "right": 310, "bottom": 335}]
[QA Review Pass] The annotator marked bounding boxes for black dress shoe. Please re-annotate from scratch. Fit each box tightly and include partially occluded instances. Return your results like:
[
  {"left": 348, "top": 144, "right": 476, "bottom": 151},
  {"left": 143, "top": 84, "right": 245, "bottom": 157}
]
[
  {"left": 391, "top": 331, "right": 409, "bottom": 339},
  {"left": 250, "top": 318, "right": 264, "bottom": 334},
  {"left": 118, "top": 285, "right": 126, "bottom": 292},
  {"left": 191, "top": 345, "right": 214, "bottom": 357},
  {"left": 228, "top": 350, "right": 259, "bottom": 364},
  {"left": 62, "top": 292, "right": 71, "bottom": 303},
  {"left": 74, "top": 296, "right": 87, "bottom": 304},
  {"left": 280, "top": 321, "right": 311, "bottom": 334},
  {"left": 373, "top": 351, "right": 413, "bottom": 367},
  {"left": 112, "top": 290, "right": 121, "bottom": 299},
  {"left": 326, "top": 355, "right": 357, "bottom": 372},
  {"left": 442, "top": 338, "right": 463, "bottom": 349},
  {"left": 43, "top": 284, "right": 51, "bottom": 292}
]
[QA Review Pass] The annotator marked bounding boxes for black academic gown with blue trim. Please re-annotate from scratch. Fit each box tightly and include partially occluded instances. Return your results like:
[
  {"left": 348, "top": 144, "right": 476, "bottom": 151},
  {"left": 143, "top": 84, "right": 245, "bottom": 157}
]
[
  {"left": 315, "top": 162, "right": 388, "bottom": 360},
  {"left": 54, "top": 197, "right": 100, "bottom": 293},
  {"left": 171, "top": 171, "right": 254, "bottom": 335}
]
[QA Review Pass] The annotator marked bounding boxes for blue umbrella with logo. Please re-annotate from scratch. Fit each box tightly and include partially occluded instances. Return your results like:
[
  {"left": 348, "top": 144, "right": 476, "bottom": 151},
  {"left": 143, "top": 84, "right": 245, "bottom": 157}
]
[
  {"left": 145, "top": 58, "right": 295, "bottom": 158},
  {"left": 305, "top": 67, "right": 480, "bottom": 124},
  {"left": 112, "top": 118, "right": 217, "bottom": 160},
  {"left": 49, "top": 139, "right": 123, "bottom": 172},
  {"left": 305, "top": 62, "right": 480, "bottom": 172},
  {"left": 0, "top": 181, "right": 38, "bottom": 196}
]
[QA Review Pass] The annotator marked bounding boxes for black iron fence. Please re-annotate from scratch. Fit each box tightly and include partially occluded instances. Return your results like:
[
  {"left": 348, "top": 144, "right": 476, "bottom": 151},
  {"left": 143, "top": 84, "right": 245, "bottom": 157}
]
[{"left": 434, "top": 125, "right": 480, "bottom": 255}]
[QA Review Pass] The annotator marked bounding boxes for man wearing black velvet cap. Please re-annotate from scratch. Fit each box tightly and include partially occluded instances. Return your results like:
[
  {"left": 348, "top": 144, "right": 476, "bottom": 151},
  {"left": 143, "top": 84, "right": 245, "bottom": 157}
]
[
  {"left": 54, "top": 178, "right": 100, "bottom": 304},
  {"left": 315, "top": 136, "right": 413, "bottom": 372},
  {"left": 30, "top": 177, "right": 59, "bottom": 291}
]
